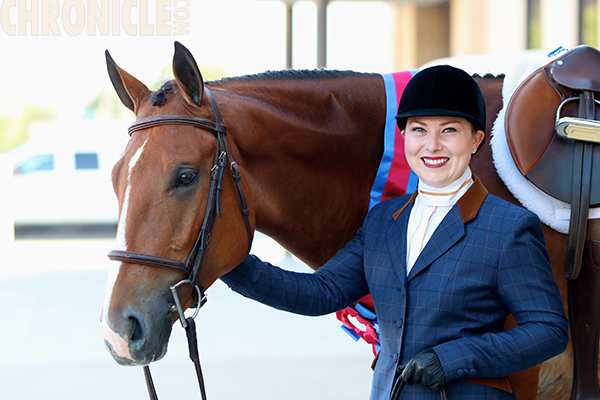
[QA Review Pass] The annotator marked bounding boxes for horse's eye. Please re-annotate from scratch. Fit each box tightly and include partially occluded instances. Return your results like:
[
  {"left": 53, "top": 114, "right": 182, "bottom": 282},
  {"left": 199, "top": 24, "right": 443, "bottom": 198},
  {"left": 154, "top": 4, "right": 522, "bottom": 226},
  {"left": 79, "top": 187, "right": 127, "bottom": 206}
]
[{"left": 178, "top": 171, "right": 197, "bottom": 186}]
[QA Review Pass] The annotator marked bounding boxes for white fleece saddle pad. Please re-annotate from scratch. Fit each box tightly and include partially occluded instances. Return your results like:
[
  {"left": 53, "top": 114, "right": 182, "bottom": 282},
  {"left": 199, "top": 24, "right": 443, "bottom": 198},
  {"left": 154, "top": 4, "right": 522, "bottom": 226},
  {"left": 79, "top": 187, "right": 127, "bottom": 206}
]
[{"left": 490, "top": 49, "right": 600, "bottom": 234}]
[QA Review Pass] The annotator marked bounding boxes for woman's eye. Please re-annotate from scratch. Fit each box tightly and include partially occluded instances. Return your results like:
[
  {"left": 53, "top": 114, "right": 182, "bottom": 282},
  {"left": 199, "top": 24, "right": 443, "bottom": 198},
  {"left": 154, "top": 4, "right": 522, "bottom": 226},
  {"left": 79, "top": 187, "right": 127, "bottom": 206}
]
[
  {"left": 178, "top": 171, "right": 197, "bottom": 186},
  {"left": 442, "top": 127, "right": 458, "bottom": 134}
]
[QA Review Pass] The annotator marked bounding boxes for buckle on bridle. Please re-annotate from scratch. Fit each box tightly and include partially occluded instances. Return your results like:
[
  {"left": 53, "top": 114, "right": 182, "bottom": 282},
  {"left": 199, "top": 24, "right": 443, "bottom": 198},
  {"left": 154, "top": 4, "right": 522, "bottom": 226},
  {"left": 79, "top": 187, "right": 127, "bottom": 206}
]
[{"left": 170, "top": 280, "right": 207, "bottom": 329}]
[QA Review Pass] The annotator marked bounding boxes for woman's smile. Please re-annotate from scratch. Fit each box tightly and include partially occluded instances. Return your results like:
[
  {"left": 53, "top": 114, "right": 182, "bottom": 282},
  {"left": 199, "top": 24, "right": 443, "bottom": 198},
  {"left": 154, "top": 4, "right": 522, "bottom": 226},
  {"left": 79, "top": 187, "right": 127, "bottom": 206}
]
[
  {"left": 421, "top": 157, "right": 449, "bottom": 167},
  {"left": 402, "top": 116, "right": 484, "bottom": 188}
]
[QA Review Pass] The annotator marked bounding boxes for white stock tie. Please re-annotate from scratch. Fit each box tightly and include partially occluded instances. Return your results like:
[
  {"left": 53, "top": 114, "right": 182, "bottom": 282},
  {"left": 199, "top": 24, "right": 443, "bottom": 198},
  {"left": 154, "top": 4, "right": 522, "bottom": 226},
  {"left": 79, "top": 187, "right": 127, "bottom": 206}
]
[
  {"left": 405, "top": 168, "right": 474, "bottom": 276},
  {"left": 406, "top": 204, "right": 437, "bottom": 274}
]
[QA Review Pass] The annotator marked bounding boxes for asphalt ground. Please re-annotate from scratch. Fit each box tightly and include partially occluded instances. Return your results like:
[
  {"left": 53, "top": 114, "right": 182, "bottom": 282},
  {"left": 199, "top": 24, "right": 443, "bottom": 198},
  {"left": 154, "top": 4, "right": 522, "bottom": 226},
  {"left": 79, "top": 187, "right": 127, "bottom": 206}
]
[{"left": 0, "top": 233, "right": 372, "bottom": 400}]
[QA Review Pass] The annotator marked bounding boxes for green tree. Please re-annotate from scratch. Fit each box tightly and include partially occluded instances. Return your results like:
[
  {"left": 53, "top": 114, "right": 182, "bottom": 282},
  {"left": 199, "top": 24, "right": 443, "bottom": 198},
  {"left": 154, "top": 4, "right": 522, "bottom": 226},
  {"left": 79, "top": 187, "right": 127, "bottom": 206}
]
[{"left": 0, "top": 101, "right": 56, "bottom": 153}]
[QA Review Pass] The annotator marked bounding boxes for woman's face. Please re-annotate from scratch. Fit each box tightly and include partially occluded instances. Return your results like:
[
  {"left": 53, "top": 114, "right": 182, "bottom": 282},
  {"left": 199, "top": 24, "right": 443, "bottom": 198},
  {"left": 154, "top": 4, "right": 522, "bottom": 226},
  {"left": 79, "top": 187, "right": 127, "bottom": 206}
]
[{"left": 402, "top": 116, "right": 485, "bottom": 188}]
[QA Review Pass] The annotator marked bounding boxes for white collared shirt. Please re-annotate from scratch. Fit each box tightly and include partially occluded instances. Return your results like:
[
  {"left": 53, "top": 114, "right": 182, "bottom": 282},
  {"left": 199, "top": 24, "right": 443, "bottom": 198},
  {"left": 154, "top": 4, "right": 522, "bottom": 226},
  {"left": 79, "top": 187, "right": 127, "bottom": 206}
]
[{"left": 406, "top": 168, "right": 474, "bottom": 275}]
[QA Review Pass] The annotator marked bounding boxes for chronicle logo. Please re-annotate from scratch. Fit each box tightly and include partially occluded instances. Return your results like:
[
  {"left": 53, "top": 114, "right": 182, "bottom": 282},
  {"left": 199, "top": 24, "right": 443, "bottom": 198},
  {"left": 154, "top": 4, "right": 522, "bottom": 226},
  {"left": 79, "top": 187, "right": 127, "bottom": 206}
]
[{"left": 1, "top": 0, "right": 190, "bottom": 36}]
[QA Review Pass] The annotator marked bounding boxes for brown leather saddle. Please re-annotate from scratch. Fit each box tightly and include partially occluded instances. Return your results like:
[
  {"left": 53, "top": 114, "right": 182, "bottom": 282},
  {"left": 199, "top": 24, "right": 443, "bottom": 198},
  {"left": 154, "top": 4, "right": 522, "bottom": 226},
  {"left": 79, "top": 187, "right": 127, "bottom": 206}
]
[{"left": 505, "top": 45, "right": 600, "bottom": 280}]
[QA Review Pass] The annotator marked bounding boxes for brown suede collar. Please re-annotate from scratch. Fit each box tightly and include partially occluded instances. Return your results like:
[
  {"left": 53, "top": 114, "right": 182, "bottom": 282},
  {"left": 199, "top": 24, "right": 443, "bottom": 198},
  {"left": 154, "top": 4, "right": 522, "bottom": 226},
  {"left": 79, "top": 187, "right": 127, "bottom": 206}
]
[{"left": 392, "top": 175, "right": 489, "bottom": 223}]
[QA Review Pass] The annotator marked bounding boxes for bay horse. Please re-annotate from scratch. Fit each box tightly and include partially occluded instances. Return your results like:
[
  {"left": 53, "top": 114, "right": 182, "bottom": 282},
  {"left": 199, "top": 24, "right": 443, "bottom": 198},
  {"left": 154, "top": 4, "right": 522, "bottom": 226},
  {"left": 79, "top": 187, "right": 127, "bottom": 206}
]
[{"left": 100, "top": 42, "right": 586, "bottom": 399}]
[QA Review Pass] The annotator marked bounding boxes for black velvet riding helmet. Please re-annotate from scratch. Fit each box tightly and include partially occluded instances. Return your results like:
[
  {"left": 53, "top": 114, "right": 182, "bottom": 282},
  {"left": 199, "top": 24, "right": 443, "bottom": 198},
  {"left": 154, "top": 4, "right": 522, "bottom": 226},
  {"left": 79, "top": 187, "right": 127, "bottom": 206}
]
[{"left": 395, "top": 65, "right": 486, "bottom": 151}]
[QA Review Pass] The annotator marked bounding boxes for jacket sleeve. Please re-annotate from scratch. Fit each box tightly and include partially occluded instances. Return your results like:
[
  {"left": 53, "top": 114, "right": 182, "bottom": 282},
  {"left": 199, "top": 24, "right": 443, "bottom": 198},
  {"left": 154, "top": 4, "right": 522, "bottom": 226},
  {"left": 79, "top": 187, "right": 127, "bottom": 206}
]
[
  {"left": 220, "top": 228, "right": 371, "bottom": 317},
  {"left": 434, "top": 211, "right": 569, "bottom": 382}
]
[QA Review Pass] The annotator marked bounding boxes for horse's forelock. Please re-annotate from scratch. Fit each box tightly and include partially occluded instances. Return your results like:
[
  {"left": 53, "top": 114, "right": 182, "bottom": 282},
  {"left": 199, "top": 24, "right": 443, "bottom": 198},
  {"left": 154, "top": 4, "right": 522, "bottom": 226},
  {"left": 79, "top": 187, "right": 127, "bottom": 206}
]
[{"left": 151, "top": 81, "right": 174, "bottom": 106}]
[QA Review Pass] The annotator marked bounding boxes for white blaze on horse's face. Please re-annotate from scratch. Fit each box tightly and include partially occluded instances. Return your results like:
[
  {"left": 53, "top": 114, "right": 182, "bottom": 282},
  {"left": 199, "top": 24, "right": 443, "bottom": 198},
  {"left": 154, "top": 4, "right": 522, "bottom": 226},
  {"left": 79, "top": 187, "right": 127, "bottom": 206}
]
[
  {"left": 101, "top": 139, "right": 148, "bottom": 363},
  {"left": 115, "top": 138, "right": 148, "bottom": 251}
]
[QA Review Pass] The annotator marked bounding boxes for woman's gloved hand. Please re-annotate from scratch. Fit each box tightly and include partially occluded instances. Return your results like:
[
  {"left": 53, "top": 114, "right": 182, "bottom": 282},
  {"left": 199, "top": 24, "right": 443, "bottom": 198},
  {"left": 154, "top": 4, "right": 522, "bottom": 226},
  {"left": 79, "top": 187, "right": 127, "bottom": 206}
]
[{"left": 398, "top": 349, "right": 446, "bottom": 390}]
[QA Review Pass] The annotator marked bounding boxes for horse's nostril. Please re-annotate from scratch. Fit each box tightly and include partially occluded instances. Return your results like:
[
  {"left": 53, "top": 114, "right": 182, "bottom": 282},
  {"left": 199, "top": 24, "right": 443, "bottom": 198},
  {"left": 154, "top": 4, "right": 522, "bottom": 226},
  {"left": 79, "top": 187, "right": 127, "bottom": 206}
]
[{"left": 128, "top": 315, "right": 144, "bottom": 343}]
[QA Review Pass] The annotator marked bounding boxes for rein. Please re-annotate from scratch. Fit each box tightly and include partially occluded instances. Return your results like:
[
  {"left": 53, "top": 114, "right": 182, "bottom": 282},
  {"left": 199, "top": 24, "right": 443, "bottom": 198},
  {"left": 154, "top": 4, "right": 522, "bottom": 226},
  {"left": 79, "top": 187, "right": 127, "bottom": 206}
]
[
  {"left": 390, "top": 377, "right": 449, "bottom": 400},
  {"left": 107, "top": 88, "right": 253, "bottom": 400}
]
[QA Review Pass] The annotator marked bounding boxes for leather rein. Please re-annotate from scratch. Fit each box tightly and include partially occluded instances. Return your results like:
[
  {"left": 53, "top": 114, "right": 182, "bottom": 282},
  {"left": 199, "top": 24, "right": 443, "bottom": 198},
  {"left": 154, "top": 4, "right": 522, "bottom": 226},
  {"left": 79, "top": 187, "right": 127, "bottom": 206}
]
[{"left": 107, "top": 88, "right": 253, "bottom": 400}]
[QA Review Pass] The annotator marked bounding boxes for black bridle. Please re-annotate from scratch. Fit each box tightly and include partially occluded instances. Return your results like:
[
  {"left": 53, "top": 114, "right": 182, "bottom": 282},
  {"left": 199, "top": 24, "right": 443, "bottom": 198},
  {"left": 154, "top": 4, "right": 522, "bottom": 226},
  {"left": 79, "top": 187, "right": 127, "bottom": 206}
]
[{"left": 107, "top": 88, "right": 253, "bottom": 400}]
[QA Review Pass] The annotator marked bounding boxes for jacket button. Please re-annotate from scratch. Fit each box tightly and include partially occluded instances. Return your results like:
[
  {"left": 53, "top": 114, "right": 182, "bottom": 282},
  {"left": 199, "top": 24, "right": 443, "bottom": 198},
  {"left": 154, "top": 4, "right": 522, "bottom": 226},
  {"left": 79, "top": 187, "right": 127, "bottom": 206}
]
[
  {"left": 457, "top": 369, "right": 465, "bottom": 377},
  {"left": 396, "top": 318, "right": 403, "bottom": 328},
  {"left": 393, "top": 353, "right": 399, "bottom": 363},
  {"left": 469, "top": 369, "right": 477, "bottom": 377}
]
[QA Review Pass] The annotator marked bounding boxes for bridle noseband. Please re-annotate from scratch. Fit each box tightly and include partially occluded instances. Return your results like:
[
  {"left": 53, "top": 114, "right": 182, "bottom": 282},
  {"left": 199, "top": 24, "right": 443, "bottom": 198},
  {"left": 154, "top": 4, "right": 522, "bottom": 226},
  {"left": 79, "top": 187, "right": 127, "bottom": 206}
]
[{"left": 107, "top": 88, "right": 253, "bottom": 400}]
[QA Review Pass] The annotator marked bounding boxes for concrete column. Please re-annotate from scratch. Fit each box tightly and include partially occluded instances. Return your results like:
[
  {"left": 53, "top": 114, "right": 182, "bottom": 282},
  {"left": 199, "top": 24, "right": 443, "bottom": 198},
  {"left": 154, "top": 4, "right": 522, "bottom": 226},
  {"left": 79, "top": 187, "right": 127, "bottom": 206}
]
[
  {"left": 486, "top": 0, "right": 528, "bottom": 52},
  {"left": 286, "top": 2, "right": 293, "bottom": 69},
  {"left": 389, "top": 2, "right": 419, "bottom": 70},
  {"left": 540, "top": 0, "right": 578, "bottom": 49},
  {"left": 597, "top": 0, "right": 600, "bottom": 46},
  {"left": 317, "top": 0, "right": 328, "bottom": 68},
  {"left": 450, "top": 0, "right": 489, "bottom": 55},
  {"left": 389, "top": 2, "right": 450, "bottom": 70},
  {"left": 415, "top": 2, "right": 449, "bottom": 66}
]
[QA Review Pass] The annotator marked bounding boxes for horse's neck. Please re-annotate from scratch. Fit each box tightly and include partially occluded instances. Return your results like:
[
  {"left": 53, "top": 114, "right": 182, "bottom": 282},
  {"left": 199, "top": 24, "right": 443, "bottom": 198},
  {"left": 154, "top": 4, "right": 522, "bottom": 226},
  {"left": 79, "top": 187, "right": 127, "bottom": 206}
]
[
  {"left": 214, "top": 75, "right": 386, "bottom": 268},
  {"left": 470, "top": 76, "right": 516, "bottom": 203}
]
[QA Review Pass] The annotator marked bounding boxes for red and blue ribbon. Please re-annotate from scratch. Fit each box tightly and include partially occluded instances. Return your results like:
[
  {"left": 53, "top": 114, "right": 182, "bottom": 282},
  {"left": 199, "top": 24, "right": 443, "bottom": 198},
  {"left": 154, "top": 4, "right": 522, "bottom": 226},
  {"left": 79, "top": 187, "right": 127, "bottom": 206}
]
[
  {"left": 338, "top": 70, "right": 419, "bottom": 355},
  {"left": 369, "top": 70, "right": 419, "bottom": 209}
]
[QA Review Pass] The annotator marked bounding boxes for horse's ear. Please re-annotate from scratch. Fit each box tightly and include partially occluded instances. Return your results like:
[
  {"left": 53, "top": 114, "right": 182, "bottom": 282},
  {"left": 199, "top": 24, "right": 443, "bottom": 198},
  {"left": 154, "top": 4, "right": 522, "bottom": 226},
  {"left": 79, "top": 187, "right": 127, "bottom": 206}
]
[
  {"left": 105, "top": 50, "right": 150, "bottom": 114},
  {"left": 172, "top": 41, "right": 204, "bottom": 107}
]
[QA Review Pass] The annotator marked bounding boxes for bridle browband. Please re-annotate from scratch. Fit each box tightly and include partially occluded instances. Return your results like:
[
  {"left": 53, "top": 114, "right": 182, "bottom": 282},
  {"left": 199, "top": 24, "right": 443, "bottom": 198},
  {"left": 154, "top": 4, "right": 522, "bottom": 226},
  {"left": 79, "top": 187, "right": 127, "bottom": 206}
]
[
  {"left": 109, "top": 88, "right": 253, "bottom": 286},
  {"left": 107, "top": 88, "right": 253, "bottom": 400}
]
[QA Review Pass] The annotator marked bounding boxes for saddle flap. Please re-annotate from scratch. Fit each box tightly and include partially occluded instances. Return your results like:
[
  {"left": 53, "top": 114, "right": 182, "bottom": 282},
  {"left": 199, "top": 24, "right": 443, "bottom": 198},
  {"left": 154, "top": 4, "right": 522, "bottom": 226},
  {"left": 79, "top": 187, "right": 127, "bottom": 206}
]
[
  {"left": 551, "top": 45, "right": 600, "bottom": 92},
  {"left": 505, "top": 50, "right": 600, "bottom": 206},
  {"left": 505, "top": 65, "right": 560, "bottom": 175}
]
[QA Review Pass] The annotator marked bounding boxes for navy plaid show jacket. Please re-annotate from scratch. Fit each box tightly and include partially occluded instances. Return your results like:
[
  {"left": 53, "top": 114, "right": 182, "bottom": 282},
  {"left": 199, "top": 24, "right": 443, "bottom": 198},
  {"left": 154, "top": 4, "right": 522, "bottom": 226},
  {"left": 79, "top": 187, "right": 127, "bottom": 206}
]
[{"left": 222, "top": 177, "right": 568, "bottom": 399}]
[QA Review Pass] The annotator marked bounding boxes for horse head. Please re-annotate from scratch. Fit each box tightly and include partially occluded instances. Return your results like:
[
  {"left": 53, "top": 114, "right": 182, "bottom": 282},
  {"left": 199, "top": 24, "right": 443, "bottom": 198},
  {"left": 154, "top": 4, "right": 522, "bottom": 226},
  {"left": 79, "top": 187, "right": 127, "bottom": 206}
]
[{"left": 101, "top": 42, "right": 254, "bottom": 366}]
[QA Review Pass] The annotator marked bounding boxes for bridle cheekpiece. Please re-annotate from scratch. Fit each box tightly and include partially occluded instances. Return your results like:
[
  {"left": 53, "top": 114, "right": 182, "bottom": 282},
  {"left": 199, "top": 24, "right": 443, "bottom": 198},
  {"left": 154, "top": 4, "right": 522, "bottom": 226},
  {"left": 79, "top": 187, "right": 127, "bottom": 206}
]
[{"left": 106, "top": 88, "right": 252, "bottom": 400}]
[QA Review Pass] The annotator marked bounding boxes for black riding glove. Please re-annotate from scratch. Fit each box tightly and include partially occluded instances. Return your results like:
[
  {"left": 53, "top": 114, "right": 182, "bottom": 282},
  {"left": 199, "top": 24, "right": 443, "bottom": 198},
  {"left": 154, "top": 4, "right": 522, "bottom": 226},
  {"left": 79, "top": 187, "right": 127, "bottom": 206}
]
[{"left": 398, "top": 349, "right": 446, "bottom": 391}]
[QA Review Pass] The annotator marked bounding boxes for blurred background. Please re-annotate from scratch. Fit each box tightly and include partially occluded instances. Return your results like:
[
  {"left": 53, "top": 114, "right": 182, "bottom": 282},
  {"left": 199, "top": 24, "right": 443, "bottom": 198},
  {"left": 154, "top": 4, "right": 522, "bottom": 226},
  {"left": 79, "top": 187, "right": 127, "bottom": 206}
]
[{"left": 0, "top": 0, "right": 597, "bottom": 398}]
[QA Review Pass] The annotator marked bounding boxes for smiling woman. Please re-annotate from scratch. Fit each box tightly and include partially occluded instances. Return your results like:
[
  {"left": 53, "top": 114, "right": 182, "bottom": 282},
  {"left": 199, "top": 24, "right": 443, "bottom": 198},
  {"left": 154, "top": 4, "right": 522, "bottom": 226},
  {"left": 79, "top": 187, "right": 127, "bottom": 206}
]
[
  {"left": 396, "top": 64, "right": 486, "bottom": 187},
  {"left": 221, "top": 65, "right": 568, "bottom": 400},
  {"left": 402, "top": 117, "right": 484, "bottom": 188}
]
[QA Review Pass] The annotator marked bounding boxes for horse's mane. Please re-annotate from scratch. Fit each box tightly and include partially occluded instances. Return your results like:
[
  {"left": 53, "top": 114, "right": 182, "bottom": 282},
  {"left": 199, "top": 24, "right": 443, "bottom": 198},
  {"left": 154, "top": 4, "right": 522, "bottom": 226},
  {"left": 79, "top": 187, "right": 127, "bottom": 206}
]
[
  {"left": 206, "top": 69, "right": 504, "bottom": 84},
  {"left": 150, "top": 70, "right": 505, "bottom": 106},
  {"left": 151, "top": 70, "right": 377, "bottom": 106},
  {"left": 206, "top": 69, "right": 378, "bottom": 85}
]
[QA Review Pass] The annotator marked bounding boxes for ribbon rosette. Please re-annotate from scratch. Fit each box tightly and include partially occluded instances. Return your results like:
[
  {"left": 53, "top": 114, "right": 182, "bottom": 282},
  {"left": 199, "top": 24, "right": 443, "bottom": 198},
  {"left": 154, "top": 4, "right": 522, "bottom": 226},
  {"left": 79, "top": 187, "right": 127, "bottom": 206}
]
[{"left": 336, "top": 300, "right": 380, "bottom": 355}]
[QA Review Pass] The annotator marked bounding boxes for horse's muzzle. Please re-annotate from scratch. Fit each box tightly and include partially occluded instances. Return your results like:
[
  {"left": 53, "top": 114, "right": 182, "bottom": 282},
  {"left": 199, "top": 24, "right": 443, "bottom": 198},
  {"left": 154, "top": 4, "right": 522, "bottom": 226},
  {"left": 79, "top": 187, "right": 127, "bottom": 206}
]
[{"left": 101, "top": 305, "right": 175, "bottom": 366}]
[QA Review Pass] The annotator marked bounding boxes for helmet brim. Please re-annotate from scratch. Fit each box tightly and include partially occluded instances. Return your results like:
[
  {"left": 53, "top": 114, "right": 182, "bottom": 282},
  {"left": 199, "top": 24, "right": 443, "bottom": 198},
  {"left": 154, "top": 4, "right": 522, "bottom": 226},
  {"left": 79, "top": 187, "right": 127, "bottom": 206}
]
[{"left": 395, "top": 109, "right": 485, "bottom": 132}]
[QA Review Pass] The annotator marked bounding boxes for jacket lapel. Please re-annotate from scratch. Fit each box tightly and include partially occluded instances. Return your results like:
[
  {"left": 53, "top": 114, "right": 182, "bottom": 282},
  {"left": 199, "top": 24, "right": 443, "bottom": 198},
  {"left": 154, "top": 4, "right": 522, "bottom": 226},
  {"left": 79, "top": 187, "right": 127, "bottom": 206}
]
[
  {"left": 387, "top": 192, "right": 417, "bottom": 281},
  {"left": 407, "top": 207, "right": 465, "bottom": 280},
  {"left": 389, "top": 176, "right": 489, "bottom": 282}
]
